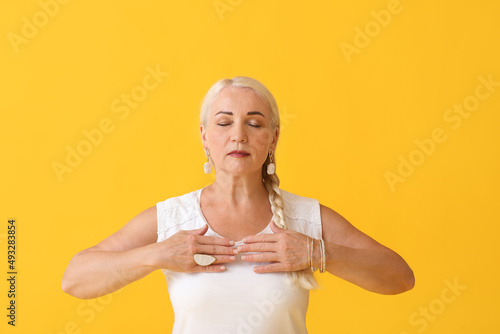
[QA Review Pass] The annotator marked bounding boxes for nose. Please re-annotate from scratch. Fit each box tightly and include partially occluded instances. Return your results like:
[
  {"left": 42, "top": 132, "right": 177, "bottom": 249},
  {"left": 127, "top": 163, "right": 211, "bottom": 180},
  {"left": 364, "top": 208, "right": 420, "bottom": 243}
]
[{"left": 231, "top": 122, "right": 248, "bottom": 143}]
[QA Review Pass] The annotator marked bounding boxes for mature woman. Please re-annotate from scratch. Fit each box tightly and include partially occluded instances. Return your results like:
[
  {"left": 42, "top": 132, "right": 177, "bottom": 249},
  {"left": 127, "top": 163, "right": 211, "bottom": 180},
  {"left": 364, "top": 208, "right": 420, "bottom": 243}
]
[{"left": 62, "top": 76, "right": 414, "bottom": 333}]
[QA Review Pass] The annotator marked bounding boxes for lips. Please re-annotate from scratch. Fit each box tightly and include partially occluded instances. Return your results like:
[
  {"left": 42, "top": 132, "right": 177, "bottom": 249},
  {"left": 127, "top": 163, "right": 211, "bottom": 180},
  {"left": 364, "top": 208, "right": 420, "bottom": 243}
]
[{"left": 228, "top": 150, "right": 250, "bottom": 157}]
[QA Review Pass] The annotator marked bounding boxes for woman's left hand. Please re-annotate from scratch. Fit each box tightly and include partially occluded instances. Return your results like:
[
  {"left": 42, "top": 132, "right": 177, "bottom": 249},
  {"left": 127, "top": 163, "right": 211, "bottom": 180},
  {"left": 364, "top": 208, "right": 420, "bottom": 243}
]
[{"left": 237, "top": 221, "right": 311, "bottom": 273}]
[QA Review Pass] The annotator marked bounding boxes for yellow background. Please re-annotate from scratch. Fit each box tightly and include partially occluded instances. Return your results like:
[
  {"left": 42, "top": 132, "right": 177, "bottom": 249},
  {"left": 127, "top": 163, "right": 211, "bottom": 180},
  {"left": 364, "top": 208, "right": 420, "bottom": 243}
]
[{"left": 1, "top": 0, "right": 499, "bottom": 333}]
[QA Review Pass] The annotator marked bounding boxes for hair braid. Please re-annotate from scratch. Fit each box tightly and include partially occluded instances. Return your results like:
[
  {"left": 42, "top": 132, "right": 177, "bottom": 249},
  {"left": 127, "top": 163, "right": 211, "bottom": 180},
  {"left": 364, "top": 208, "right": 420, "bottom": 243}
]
[
  {"left": 264, "top": 173, "right": 286, "bottom": 229},
  {"left": 262, "top": 161, "right": 319, "bottom": 290}
]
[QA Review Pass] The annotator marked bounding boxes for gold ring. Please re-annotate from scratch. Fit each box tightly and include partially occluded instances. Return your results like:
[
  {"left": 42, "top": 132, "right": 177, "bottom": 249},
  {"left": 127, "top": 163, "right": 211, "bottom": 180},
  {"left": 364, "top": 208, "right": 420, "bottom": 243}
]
[{"left": 193, "top": 254, "right": 216, "bottom": 266}]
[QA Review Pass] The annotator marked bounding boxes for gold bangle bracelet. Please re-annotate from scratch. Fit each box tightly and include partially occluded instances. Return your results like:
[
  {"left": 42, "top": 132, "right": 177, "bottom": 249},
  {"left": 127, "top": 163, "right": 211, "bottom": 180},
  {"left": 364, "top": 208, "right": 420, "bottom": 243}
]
[
  {"left": 306, "top": 236, "right": 311, "bottom": 272},
  {"left": 319, "top": 239, "right": 326, "bottom": 273}
]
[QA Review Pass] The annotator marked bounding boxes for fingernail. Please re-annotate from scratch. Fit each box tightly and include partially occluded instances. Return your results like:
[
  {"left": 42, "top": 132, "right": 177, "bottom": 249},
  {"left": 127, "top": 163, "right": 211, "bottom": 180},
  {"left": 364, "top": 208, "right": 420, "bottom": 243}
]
[
  {"left": 233, "top": 249, "right": 239, "bottom": 254},
  {"left": 241, "top": 255, "right": 247, "bottom": 260},
  {"left": 229, "top": 240, "right": 235, "bottom": 245},
  {"left": 242, "top": 237, "right": 247, "bottom": 243},
  {"left": 220, "top": 266, "right": 225, "bottom": 270},
  {"left": 229, "top": 256, "right": 235, "bottom": 261}
]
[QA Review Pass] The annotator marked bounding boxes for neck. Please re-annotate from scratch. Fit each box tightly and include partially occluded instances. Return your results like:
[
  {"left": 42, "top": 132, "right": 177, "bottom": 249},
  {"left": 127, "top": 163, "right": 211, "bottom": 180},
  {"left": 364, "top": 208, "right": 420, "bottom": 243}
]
[{"left": 207, "top": 169, "right": 269, "bottom": 206}]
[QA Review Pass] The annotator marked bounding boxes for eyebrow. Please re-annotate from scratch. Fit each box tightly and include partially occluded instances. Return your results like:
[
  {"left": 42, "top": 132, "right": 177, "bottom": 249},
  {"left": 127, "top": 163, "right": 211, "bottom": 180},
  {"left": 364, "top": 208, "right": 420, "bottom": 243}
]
[{"left": 215, "top": 111, "right": 265, "bottom": 117}]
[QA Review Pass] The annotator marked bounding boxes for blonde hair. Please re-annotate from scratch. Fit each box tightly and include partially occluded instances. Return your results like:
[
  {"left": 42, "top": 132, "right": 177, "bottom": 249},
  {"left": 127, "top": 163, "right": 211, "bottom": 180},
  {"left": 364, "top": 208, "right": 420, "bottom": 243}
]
[{"left": 199, "top": 76, "right": 318, "bottom": 290}]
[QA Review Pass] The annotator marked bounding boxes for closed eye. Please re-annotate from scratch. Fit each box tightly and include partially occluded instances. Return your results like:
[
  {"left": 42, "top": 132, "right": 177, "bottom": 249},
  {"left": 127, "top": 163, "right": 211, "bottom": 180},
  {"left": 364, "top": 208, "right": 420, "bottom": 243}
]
[{"left": 217, "top": 122, "right": 261, "bottom": 128}]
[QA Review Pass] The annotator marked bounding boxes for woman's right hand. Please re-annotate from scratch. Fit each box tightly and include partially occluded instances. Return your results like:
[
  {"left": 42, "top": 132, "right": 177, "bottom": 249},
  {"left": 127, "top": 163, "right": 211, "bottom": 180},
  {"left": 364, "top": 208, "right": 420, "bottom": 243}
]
[{"left": 152, "top": 224, "right": 238, "bottom": 273}]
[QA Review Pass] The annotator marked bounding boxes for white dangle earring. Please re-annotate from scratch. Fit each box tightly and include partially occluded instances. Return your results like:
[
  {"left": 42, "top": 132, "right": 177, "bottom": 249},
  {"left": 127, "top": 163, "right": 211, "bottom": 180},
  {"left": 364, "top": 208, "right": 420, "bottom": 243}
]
[
  {"left": 267, "top": 149, "right": 275, "bottom": 175},
  {"left": 204, "top": 148, "right": 212, "bottom": 174}
]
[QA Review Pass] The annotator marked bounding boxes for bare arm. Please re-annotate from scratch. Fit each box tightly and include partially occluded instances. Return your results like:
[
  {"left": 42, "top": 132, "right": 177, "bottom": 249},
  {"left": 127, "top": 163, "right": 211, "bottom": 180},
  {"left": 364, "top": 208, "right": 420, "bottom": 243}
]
[
  {"left": 62, "top": 205, "right": 238, "bottom": 300},
  {"left": 238, "top": 205, "right": 414, "bottom": 295},
  {"left": 61, "top": 206, "right": 160, "bottom": 299},
  {"left": 319, "top": 204, "right": 415, "bottom": 294}
]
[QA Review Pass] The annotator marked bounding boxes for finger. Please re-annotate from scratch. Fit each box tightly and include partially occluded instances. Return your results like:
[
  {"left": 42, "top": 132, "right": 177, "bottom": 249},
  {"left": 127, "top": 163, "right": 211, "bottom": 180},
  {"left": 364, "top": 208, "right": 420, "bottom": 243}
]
[
  {"left": 212, "top": 255, "right": 236, "bottom": 264},
  {"left": 197, "top": 235, "right": 235, "bottom": 247},
  {"left": 194, "top": 264, "right": 227, "bottom": 273},
  {"left": 197, "top": 244, "right": 239, "bottom": 256},
  {"left": 242, "top": 233, "right": 278, "bottom": 244},
  {"left": 238, "top": 242, "right": 276, "bottom": 253},
  {"left": 241, "top": 252, "right": 278, "bottom": 263},
  {"left": 252, "top": 262, "right": 290, "bottom": 273}
]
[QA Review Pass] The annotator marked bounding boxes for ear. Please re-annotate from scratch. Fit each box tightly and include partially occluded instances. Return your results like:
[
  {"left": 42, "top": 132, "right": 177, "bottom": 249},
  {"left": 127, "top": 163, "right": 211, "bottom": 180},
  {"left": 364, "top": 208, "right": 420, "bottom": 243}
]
[
  {"left": 271, "top": 127, "right": 279, "bottom": 149},
  {"left": 200, "top": 124, "right": 208, "bottom": 148}
]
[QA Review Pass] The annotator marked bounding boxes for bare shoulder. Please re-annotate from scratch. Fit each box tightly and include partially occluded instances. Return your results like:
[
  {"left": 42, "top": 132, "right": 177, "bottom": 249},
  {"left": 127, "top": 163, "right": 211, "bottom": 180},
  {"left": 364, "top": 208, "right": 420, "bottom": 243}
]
[
  {"left": 78, "top": 205, "right": 158, "bottom": 254},
  {"left": 320, "top": 204, "right": 387, "bottom": 250}
]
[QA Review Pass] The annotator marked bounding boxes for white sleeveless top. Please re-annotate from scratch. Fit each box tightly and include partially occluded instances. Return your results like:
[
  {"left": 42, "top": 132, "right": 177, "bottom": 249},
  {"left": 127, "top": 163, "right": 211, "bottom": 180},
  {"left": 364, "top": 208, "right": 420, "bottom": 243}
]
[{"left": 156, "top": 187, "right": 323, "bottom": 334}]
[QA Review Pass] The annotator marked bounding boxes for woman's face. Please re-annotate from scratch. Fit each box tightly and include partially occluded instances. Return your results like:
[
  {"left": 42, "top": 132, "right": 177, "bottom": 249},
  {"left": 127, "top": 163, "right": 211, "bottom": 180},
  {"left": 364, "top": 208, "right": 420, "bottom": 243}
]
[{"left": 201, "top": 86, "right": 279, "bottom": 176}]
